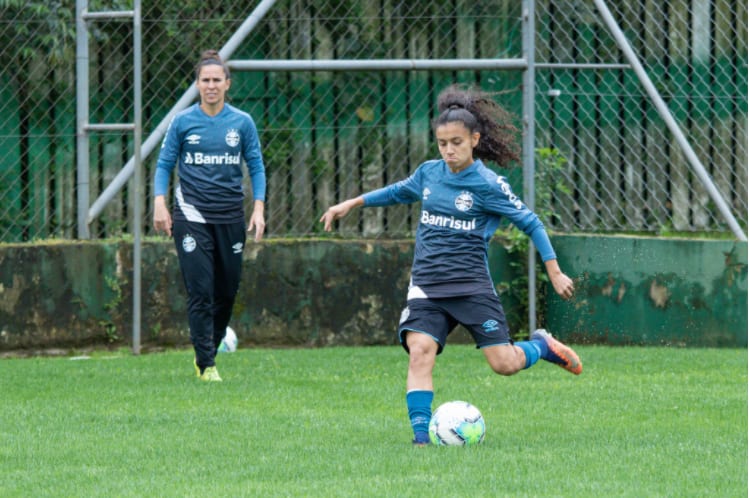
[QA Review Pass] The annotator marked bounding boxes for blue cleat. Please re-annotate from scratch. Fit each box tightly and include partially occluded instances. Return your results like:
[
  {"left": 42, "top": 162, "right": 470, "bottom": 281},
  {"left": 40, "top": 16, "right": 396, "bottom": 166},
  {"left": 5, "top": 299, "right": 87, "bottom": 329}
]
[{"left": 412, "top": 431, "right": 431, "bottom": 446}]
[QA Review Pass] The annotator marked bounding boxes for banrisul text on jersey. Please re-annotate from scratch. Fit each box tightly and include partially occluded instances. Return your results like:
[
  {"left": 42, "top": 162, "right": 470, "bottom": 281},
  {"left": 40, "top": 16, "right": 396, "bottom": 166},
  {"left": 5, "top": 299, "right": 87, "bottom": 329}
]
[
  {"left": 420, "top": 211, "right": 477, "bottom": 231},
  {"left": 184, "top": 152, "right": 242, "bottom": 165}
]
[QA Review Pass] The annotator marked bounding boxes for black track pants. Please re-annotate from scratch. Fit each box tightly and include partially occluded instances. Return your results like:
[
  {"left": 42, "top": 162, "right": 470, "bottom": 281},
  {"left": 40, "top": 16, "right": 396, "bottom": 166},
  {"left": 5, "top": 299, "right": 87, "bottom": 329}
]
[{"left": 173, "top": 219, "right": 246, "bottom": 370}]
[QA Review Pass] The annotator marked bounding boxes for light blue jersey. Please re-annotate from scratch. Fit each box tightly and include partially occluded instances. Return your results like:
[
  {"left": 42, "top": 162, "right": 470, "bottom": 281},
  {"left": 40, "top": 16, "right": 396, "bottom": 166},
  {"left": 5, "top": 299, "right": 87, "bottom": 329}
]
[
  {"left": 154, "top": 103, "right": 266, "bottom": 224},
  {"left": 363, "top": 159, "right": 556, "bottom": 298}
]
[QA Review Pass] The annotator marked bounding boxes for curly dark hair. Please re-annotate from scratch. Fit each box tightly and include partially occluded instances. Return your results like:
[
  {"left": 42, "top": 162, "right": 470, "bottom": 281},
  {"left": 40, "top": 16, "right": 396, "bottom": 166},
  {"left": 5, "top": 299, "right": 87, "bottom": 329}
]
[{"left": 432, "top": 84, "right": 520, "bottom": 167}]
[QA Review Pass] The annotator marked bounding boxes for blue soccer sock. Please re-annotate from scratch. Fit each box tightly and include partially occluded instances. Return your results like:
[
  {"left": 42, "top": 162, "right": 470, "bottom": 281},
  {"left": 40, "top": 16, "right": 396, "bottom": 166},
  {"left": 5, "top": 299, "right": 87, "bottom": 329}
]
[
  {"left": 406, "top": 390, "right": 433, "bottom": 441},
  {"left": 516, "top": 339, "right": 547, "bottom": 369}
]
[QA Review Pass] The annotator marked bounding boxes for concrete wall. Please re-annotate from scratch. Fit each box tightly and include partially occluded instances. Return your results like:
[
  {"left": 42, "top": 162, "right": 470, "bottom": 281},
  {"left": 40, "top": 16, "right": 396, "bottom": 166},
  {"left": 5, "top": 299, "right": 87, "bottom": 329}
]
[
  {"left": 0, "top": 236, "right": 745, "bottom": 351},
  {"left": 545, "top": 235, "right": 747, "bottom": 347},
  {"left": 0, "top": 240, "right": 417, "bottom": 351}
]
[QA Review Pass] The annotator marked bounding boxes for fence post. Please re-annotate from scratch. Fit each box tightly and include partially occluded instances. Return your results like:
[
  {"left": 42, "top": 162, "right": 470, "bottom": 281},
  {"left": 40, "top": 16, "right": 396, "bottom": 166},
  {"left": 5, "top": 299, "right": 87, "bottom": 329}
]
[
  {"left": 75, "top": 0, "right": 90, "bottom": 239},
  {"left": 76, "top": 2, "right": 142, "bottom": 352},
  {"left": 522, "top": 0, "right": 538, "bottom": 333}
]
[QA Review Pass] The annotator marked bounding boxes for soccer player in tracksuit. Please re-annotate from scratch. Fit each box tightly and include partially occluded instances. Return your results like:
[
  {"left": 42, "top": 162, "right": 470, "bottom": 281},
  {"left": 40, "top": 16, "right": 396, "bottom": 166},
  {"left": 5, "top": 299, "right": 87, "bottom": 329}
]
[
  {"left": 153, "top": 50, "right": 266, "bottom": 382},
  {"left": 320, "top": 84, "right": 582, "bottom": 444}
]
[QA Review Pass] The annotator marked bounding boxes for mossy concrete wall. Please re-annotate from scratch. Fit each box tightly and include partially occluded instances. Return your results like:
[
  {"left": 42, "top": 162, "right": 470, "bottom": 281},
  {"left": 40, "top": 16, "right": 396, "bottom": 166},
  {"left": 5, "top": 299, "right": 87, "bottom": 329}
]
[
  {"left": 0, "top": 240, "right": 416, "bottom": 351},
  {"left": 0, "top": 236, "right": 745, "bottom": 351},
  {"left": 545, "top": 235, "right": 747, "bottom": 347}
]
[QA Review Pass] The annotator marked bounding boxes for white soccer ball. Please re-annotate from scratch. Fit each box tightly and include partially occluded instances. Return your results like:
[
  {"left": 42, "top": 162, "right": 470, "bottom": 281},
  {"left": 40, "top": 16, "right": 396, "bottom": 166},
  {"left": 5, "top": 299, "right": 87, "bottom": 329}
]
[
  {"left": 428, "top": 400, "right": 486, "bottom": 446},
  {"left": 218, "top": 326, "right": 238, "bottom": 353}
]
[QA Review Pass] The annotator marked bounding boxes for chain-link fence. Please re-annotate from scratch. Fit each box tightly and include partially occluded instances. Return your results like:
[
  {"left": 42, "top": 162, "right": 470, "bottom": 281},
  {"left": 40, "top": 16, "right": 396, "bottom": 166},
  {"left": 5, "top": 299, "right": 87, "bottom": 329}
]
[
  {"left": 536, "top": 0, "right": 747, "bottom": 234},
  {"left": 0, "top": 1, "right": 746, "bottom": 243}
]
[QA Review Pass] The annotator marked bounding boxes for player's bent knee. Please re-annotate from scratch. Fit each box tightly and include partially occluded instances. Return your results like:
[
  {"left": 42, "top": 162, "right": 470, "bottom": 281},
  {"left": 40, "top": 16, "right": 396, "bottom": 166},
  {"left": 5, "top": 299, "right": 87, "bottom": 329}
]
[
  {"left": 483, "top": 345, "right": 523, "bottom": 376},
  {"left": 489, "top": 362, "right": 521, "bottom": 376}
]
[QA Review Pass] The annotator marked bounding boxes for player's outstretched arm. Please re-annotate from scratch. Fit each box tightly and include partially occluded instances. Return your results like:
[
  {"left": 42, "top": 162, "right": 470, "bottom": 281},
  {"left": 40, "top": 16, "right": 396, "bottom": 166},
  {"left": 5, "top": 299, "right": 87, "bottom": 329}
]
[{"left": 320, "top": 197, "right": 365, "bottom": 232}]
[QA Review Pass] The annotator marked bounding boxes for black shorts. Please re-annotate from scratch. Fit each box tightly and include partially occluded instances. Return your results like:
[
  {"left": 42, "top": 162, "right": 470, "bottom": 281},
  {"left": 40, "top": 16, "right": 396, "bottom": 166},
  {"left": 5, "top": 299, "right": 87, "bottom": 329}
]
[{"left": 397, "top": 294, "right": 511, "bottom": 354}]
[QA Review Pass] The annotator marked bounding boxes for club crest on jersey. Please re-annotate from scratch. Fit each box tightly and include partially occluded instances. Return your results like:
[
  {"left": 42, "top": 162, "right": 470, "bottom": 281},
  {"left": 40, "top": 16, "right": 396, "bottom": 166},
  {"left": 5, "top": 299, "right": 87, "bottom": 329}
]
[
  {"left": 225, "top": 129, "right": 240, "bottom": 147},
  {"left": 454, "top": 191, "right": 474, "bottom": 212},
  {"left": 422, "top": 187, "right": 431, "bottom": 200},
  {"left": 186, "top": 134, "right": 201, "bottom": 145},
  {"left": 182, "top": 234, "right": 197, "bottom": 253}
]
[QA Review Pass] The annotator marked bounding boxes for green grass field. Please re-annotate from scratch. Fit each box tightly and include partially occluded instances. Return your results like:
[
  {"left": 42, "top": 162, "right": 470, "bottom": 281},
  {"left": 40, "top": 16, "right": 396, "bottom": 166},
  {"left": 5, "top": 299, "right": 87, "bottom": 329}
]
[{"left": 1, "top": 345, "right": 746, "bottom": 497}]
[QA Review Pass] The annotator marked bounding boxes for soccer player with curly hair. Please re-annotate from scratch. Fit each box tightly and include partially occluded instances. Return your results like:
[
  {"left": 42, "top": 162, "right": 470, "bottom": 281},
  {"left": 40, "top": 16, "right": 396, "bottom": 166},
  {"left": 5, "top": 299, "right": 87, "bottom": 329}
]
[{"left": 320, "top": 84, "right": 582, "bottom": 445}]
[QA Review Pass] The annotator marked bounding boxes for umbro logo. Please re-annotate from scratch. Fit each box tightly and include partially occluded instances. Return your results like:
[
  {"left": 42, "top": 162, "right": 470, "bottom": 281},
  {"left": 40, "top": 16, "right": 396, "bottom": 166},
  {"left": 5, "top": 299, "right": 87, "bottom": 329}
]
[{"left": 186, "top": 134, "right": 201, "bottom": 145}]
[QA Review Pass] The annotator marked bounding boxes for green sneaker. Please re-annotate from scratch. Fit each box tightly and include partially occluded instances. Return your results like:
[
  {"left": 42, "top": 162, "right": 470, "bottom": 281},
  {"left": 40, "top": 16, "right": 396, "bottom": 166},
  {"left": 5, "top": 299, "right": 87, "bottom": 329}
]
[{"left": 200, "top": 366, "right": 222, "bottom": 382}]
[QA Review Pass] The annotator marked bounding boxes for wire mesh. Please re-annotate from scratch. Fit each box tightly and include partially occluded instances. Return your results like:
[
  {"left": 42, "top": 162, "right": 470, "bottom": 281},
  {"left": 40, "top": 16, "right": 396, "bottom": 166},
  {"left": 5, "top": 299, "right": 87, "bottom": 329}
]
[
  {"left": 0, "top": 0, "right": 745, "bottom": 242},
  {"left": 536, "top": 0, "right": 747, "bottom": 233}
]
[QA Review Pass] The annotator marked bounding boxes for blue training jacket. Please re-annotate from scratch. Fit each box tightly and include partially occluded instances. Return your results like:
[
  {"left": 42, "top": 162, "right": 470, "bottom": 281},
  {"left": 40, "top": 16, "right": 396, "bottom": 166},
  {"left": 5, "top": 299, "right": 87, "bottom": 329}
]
[
  {"left": 154, "top": 103, "right": 266, "bottom": 224},
  {"left": 362, "top": 159, "right": 556, "bottom": 298}
]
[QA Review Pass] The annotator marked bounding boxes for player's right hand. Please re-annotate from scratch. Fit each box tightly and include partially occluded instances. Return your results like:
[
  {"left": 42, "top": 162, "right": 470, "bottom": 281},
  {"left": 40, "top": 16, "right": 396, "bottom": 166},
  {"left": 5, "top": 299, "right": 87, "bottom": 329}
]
[
  {"left": 153, "top": 196, "right": 172, "bottom": 237},
  {"left": 320, "top": 197, "right": 365, "bottom": 231},
  {"left": 319, "top": 204, "right": 347, "bottom": 232}
]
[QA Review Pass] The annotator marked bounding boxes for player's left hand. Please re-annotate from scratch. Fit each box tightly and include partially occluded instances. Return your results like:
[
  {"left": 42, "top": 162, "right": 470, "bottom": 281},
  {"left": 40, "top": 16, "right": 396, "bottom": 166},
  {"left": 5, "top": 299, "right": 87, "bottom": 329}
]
[
  {"left": 248, "top": 209, "right": 265, "bottom": 242},
  {"left": 550, "top": 271, "right": 575, "bottom": 300},
  {"left": 319, "top": 203, "right": 349, "bottom": 231}
]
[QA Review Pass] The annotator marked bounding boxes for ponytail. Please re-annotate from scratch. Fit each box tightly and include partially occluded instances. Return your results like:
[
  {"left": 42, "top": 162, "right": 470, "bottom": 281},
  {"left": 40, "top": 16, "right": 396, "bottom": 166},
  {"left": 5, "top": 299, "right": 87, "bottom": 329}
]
[{"left": 195, "top": 49, "right": 230, "bottom": 80}]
